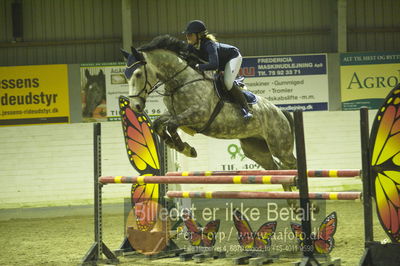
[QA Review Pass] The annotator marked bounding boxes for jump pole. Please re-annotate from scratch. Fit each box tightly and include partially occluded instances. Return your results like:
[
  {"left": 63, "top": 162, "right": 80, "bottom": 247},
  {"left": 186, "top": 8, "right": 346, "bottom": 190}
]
[
  {"left": 99, "top": 175, "right": 297, "bottom": 185},
  {"left": 166, "top": 169, "right": 361, "bottom": 178},
  {"left": 166, "top": 191, "right": 362, "bottom": 200},
  {"left": 82, "top": 123, "right": 118, "bottom": 265}
]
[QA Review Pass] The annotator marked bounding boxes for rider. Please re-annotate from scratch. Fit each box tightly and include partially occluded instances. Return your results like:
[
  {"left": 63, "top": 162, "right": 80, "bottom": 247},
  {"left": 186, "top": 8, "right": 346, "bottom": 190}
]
[{"left": 183, "top": 20, "right": 252, "bottom": 120}]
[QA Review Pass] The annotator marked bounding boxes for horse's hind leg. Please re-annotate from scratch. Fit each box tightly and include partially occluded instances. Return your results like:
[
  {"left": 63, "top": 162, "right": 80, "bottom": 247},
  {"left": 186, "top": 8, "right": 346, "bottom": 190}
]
[
  {"left": 240, "top": 138, "right": 298, "bottom": 207},
  {"left": 273, "top": 150, "right": 297, "bottom": 196},
  {"left": 239, "top": 138, "right": 279, "bottom": 170},
  {"left": 265, "top": 130, "right": 319, "bottom": 212},
  {"left": 239, "top": 137, "right": 297, "bottom": 172}
]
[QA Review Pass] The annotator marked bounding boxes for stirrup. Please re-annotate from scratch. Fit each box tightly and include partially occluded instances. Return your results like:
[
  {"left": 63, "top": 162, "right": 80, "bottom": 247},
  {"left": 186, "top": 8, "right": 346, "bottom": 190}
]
[{"left": 241, "top": 108, "right": 253, "bottom": 120}]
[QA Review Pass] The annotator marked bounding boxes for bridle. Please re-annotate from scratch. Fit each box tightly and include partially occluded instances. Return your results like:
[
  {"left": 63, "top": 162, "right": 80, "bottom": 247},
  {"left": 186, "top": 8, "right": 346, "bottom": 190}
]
[
  {"left": 126, "top": 60, "right": 153, "bottom": 101},
  {"left": 127, "top": 56, "right": 210, "bottom": 100}
]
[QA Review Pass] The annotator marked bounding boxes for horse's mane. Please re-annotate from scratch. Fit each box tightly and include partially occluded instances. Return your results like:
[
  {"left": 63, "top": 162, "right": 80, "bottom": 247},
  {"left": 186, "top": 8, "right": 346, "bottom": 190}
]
[
  {"left": 138, "top": 35, "right": 200, "bottom": 65},
  {"left": 139, "top": 35, "right": 189, "bottom": 54}
]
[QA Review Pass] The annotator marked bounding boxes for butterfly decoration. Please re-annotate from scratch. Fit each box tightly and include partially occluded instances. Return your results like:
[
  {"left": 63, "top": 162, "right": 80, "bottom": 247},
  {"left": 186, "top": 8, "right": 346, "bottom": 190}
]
[
  {"left": 181, "top": 210, "right": 220, "bottom": 247},
  {"left": 232, "top": 209, "right": 277, "bottom": 250},
  {"left": 119, "top": 96, "right": 161, "bottom": 232},
  {"left": 369, "top": 84, "right": 400, "bottom": 243},
  {"left": 290, "top": 211, "right": 337, "bottom": 254}
]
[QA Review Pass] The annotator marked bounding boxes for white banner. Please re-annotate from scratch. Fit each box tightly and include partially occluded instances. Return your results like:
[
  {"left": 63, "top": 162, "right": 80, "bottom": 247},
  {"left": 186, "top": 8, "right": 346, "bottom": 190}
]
[
  {"left": 240, "top": 54, "right": 329, "bottom": 111},
  {"left": 80, "top": 63, "right": 166, "bottom": 121}
]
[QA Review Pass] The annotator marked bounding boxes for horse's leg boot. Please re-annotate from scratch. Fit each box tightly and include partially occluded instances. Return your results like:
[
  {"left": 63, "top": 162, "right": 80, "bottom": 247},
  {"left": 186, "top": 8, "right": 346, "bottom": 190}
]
[{"left": 230, "top": 84, "right": 253, "bottom": 120}]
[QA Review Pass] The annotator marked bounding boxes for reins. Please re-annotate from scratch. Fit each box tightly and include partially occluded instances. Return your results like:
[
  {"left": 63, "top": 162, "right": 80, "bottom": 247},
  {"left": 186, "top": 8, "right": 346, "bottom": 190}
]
[{"left": 151, "top": 63, "right": 191, "bottom": 96}]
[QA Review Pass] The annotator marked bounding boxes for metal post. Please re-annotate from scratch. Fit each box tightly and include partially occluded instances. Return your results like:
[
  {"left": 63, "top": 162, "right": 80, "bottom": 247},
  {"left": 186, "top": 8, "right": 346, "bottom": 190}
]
[
  {"left": 159, "top": 140, "right": 167, "bottom": 208},
  {"left": 93, "top": 123, "right": 102, "bottom": 257},
  {"left": 294, "top": 110, "right": 320, "bottom": 265},
  {"left": 360, "top": 108, "right": 373, "bottom": 243},
  {"left": 82, "top": 123, "right": 118, "bottom": 265}
]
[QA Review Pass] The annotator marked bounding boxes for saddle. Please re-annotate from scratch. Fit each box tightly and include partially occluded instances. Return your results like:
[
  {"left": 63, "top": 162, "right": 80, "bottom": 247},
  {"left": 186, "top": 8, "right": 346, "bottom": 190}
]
[
  {"left": 213, "top": 73, "right": 257, "bottom": 105},
  {"left": 196, "top": 72, "right": 257, "bottom": 134},
  {"left": 184, "top": 53, "right": 257, "bottom": 105}
]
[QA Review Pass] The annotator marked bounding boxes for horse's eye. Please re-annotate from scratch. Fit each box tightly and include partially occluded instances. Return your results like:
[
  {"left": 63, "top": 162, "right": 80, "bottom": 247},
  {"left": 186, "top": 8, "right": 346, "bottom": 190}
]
[{"left": 135, "top": 72, "right": 142, "bottom": 78}]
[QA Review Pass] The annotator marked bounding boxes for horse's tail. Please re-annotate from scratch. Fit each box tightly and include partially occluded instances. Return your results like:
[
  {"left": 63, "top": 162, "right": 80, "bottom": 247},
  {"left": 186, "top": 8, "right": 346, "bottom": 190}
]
[{"left": 282, "top": 110, "right": 294, "bottom": 139}]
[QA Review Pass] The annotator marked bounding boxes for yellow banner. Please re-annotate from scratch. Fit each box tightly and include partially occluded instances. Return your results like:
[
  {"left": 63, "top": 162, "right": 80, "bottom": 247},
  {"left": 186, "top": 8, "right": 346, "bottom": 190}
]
[{"left": 0, "top": 65, "right": 70, "bottom": 125}]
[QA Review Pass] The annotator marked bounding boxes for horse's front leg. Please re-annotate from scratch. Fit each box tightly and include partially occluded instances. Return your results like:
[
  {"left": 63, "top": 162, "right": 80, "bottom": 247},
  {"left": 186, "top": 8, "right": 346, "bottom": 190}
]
[
  {"left": 153, "top": 113, "right": 177, "bottom": 150},
  {"left": 153, "top": 113, "right": 197, "bottom": 157},
  {"left": 165, "top": 109, "right": 207, "bottom": 158},
  {"left": 167, "top": 125, "right": 197, "bottom": 158}
]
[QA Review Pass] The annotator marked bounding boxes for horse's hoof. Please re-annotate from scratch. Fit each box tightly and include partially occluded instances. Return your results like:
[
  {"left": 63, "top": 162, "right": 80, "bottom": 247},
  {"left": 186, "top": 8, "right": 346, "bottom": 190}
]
[
  {"left": 182, "top": 142, "right": 197, "bottom": 158},
  {"left": 189, "top": 147, "right": 197, "bottom": 158}
]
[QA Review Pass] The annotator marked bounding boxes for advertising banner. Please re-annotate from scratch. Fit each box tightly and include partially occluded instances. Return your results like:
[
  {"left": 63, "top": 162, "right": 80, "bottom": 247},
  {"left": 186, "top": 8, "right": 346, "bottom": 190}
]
[
  {"left": 80, "top": 62, "right": 165, "bottom": 122},
  {"left": 0, "top": 64, "right": 70, "bottom": 126},
  {"left": 240, "top": 54, "right": 329, "bottom": 111},
  {"left": 340, "top": 51, "right": 400, "bottom": 110}
]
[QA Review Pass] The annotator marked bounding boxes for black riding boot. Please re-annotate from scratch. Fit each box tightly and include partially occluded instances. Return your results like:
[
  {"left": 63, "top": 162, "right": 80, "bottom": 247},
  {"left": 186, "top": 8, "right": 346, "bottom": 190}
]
[{"left": 230, "top": 84, "right": 253, "bottom": 120}]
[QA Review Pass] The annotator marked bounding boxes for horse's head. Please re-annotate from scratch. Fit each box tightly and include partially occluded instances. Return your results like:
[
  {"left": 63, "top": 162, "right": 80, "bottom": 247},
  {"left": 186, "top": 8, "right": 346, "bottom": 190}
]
[
  {"left": 83, "top": 69, "right": 106, "bottom": 117},
  {"left": 122, "top": 48, "right": 157, "bottom": 113}
]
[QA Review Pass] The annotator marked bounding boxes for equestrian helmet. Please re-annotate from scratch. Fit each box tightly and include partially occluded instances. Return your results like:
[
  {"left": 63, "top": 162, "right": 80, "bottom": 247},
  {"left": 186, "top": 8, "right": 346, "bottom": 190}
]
[{"left": 183, "top": 20, "right": 207, "bottom": 34}]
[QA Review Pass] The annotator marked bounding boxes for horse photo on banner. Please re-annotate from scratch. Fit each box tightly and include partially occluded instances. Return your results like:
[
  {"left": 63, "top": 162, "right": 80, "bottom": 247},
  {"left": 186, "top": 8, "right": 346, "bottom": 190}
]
[
  {"left": 80, "top": 65, "right": 107, "bottom": 122},
  {"left": 80, "top": 62, "right": 166, "bottom": 122}
]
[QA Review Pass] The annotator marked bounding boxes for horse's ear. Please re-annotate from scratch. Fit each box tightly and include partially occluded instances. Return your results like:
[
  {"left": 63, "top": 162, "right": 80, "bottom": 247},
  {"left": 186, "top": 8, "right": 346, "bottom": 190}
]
[
  {"left": 131, "top": 47, "right": 144, "bottom": 61},
  {"left": 85, "top": 69, "right": 91, "bottom": 78},
  {"left": 121, "top": 49, "right": 130, "bottom": 60}
]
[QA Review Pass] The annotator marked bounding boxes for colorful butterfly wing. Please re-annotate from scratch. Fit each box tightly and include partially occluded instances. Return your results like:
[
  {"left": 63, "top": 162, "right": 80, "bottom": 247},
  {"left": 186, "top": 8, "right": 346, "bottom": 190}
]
[
  {"left": 314, "top": 212, "right": 337, "bottom": 254},
  {"left": 131, "top": 183, "right": 159, "bottom": 231},
  {"left": 314, "top": 238, "right": 334, "bottom": 254},
  {"left": 369, "top": 85, "right": 400, "bottom": 243},
  {"left": 202, "top": 220, "right": 221, "bottom": 247},
  {"left": 290, "top": 222, "right": 304, "bottom": 246},
  {"left": 119, "top": 96, "right": 160, "bottom": 176},
  {"left": 232, "top": 209, "right": 255, "bottom": 249},
  {"left": 182, "top": 210, "right": 202, "bottom": 246},
  {"left": 317, "top": 212, "right": 337, "bottom": 240},
  {"left": 254, "top": 221, "right": 277, "bottom": 249},
  {"left": 119, "top": 96, "right": 161, "bottom": 232}
]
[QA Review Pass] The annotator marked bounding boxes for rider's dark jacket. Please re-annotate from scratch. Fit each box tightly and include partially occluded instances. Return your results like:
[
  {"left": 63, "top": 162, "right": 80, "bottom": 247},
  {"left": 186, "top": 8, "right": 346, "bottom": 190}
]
[{"left": 188, "top": 39, "right": 240, "bottom": 72}]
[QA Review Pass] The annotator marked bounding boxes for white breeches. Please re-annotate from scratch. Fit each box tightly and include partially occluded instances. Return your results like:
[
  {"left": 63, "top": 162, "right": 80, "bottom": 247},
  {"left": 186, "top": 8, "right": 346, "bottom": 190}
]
[{"left": 224, "top": 54, "right": 242, "bottom": 90}]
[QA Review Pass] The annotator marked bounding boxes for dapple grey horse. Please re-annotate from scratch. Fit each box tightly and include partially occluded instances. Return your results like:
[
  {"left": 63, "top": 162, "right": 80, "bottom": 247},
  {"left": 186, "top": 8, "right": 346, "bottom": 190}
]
[{"left": 122, "top": 35, "right": 297, "bottom": 194}]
